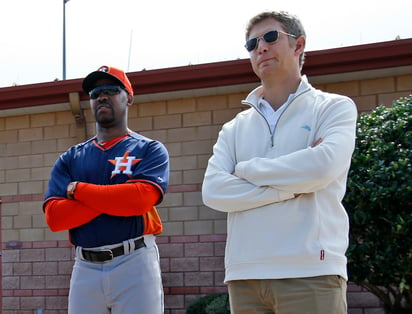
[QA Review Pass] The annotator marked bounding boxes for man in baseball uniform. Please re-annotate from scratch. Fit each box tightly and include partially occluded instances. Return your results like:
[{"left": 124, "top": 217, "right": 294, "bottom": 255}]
[{"left": 43, "top": 65, "right": 169, "bottom": 314}]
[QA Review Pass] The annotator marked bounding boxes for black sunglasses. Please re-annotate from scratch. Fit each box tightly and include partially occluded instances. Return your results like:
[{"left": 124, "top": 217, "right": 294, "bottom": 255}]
[
  {"left": 89, "top": 85, "right": 124, "bottom": 99},
  {"left": 245, "top": 30, "right": 297, "bottom": 52}
]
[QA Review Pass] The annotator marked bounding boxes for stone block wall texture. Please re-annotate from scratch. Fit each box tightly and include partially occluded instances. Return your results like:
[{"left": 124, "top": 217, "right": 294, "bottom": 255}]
[{"left": 1, "top": 73, "right": 411, "bottom": 313}]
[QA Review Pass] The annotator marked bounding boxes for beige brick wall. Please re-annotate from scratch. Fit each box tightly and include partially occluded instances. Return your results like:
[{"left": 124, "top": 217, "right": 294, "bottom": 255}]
[
  {"left": 146, "top": 93, "right": 244, "bottom": 239},
  {"left": 0, "top": 108, "right": 78, "bottom": 244},
  {"left": 1, "top": 73, "right": 411, "bottom": 313},
  {"left": 319, "top": 74, "right": 412, "bottom": 113}
]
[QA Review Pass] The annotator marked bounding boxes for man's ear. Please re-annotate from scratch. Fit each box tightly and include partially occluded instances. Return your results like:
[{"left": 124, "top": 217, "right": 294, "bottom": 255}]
[
  {"left": 294, "top": 36, "right": 306, "bottom": 57},
  {"left": 127, "top": 93, "right": 134, "bottom": 106}
]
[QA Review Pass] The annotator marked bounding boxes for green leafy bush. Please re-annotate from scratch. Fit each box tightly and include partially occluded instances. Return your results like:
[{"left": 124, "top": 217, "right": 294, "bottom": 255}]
[
  {"left": 343, "top": 95, "right": 412, "bottom": 313},
  {"left": 186, "top": 292, "right": 230, "bottom": 314}
]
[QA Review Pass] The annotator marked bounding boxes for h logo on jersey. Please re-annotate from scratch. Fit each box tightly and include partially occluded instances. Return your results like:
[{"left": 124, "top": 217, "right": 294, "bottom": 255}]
[{"left": 109, "top": 151, "right": 141, "bottom": 178}]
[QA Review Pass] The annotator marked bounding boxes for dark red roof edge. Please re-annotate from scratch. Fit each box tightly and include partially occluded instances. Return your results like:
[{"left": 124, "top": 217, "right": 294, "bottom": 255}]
[{"left": 1, "top": 38, "right": 411, "bottom": 110}]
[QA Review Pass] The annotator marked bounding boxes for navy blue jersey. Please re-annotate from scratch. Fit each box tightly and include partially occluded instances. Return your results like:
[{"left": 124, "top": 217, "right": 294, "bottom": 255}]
[{"left": 44, "top": 132, "right": 169, "bottom": 247}]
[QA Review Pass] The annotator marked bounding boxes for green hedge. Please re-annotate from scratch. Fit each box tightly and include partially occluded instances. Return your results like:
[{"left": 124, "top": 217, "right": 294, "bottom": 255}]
[
  {"left": 343, "top": 95, "right": 412, "bottom": 313},
  {"left": 186, "top": 292, "right": 230, "bottom": 314}
]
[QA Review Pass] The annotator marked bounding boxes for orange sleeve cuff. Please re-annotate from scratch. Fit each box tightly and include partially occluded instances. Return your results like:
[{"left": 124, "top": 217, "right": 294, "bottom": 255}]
[{"left": 74, "top": 182, "right": 161, "bottom": 217}]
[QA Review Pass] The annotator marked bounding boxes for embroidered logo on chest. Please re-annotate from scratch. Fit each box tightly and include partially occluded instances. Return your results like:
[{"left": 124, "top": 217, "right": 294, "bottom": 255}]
[{"left": 108, "top": 151, "right": 141, "bottom": 178}]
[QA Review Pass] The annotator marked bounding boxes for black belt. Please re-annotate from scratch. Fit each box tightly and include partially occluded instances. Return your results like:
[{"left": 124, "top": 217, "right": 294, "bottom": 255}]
[{"left": 81, "top": 238, "right": 146, "bottom": 262}]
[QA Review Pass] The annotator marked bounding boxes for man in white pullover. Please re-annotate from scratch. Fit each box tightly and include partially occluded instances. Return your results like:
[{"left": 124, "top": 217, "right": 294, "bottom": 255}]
[{"left": 202, "top": 11, "right": 357, "bottom": 314}]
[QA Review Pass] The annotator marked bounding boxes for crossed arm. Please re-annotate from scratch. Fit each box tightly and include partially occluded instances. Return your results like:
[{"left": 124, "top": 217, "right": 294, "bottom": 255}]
[
  {"left": 44, "top": 182, "right": 160, "bottom": 232},
  {"left": 202, "top": 136, "right": 325, "bottom": 212},
  {"left": 203, "top": 98, "right": 357, "bottom": 213}
]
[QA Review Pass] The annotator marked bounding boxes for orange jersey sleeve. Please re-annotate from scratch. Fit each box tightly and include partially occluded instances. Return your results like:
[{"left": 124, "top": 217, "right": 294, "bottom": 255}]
[
  {"left": 44, "top": 199, "right": 101, "bottom": 232},
  {"left": 74, "top": 182, "right": 161, "bottom": 217}
]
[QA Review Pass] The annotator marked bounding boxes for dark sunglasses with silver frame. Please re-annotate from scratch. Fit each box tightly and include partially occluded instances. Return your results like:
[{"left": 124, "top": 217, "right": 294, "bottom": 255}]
[
  {"left": 245, "top": 30, "right": 297, "bottom": 52},
  {"left": 89, "top": 85, "right": 124, "bottom": 100}
]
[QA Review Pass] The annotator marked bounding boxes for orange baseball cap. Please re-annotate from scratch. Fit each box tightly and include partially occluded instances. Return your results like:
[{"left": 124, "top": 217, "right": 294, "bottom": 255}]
[{"left": 82, "top": 65, "right": 134, "bottom": 96}]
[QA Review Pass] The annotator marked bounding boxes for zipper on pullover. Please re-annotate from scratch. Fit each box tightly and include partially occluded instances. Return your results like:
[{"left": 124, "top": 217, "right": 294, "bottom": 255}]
[{"left": 242, "top": 88, "right": 311, "bottom": 147}]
